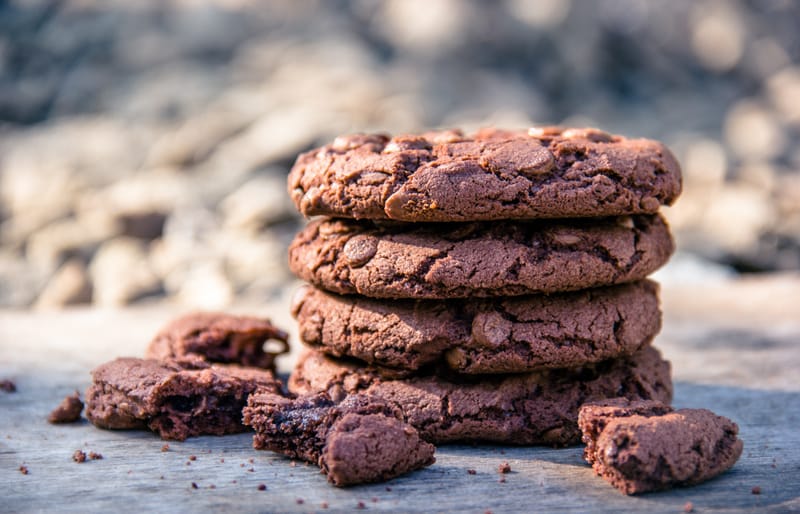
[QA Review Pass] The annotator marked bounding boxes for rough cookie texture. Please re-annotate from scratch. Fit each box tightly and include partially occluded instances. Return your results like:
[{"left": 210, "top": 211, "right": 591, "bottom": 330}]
[
  {"left": 145, "top": 312, "right": 289, "bottom": 371},
  {"left": 289, "top": 214, "right": 673, "bottom": 299},
  {"left": 288, "top": 127, "right": 682, "bottom": 221},
  {"left": 243, "top": 392, "right": 435, "bottom": 486},
  {"left": 578, "top": 399, "right": 743, "bottom": 494},
  {"left": 288, "top": 347, "right": 672, "bottom": 446},
  {"left": 48, "top": 391, "right": 84, "bottom": 423},
  {"left": 292, "top": 281, "right": 661, "bottom": 374},
  {"left": 85, "top": 357, "right": 281, "bottom": 440}
]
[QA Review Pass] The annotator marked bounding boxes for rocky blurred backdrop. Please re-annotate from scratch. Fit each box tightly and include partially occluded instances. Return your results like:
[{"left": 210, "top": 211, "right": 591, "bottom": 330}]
[{"left": 1, "top": 0, "right": 799, "bottom": 309}]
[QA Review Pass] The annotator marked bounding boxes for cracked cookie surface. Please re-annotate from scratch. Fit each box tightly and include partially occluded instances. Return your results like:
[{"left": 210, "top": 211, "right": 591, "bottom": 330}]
[
  {"left": 578, "top": 399, "right": 743, "bottom": 494},
  {"left": 289, "top": 214, "right": 673, "bottom": 299},
  {"left": 288, "top": 127, "right": 682, "bottom": 221},
  {"left": 288, "top": 347, "right": 672, "bottom": 446},
  {"left": 292, "top": 281, "right": 661, "bottom": 374}
]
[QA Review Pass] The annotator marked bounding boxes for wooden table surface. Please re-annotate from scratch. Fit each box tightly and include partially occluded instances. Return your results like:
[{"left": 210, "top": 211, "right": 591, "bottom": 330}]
[{"left": 2, "top": 275, "right": 799, "bottom": 513}]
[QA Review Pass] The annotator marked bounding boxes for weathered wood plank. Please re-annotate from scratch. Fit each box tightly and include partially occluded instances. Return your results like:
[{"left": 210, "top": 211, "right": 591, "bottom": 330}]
[{"left": 2, "top": 277, "right": 799, "bottom": 513}]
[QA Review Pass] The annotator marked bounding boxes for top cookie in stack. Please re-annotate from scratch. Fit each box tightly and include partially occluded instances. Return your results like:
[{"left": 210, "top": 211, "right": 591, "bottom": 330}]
[
  {"left": 288, "top": 127, "right": 681, "bottom": 222},
  {"left": 283, "top": 127, "right": 680, "bottom": 445}
]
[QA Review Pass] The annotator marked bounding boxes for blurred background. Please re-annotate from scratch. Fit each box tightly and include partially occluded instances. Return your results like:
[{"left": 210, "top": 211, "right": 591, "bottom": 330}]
[{"left": 1, "top": 0, "right": 798, "bottom": 310}]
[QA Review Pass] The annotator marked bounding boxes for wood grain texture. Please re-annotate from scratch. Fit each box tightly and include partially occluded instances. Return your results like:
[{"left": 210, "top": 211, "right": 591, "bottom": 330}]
[{"left": 2, "top": 276, "right": 800, "bottom": 513}]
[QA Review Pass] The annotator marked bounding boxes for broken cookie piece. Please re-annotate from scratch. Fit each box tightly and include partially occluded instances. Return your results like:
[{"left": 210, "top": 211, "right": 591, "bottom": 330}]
[
  {"left": 243, "top": 391, "right": 435, "bottom": 486},
  {"left": 85, "top": 357, "right": 281, "bottom": 440},
  {"left": 48, "top": 391, "right": 84, "bottom": 423},
  {"left": 145, "top": 312, "right": 289, "bottom": 371},
  {"left": 578, "top": 399, "right": 743, "bottom": 494}
]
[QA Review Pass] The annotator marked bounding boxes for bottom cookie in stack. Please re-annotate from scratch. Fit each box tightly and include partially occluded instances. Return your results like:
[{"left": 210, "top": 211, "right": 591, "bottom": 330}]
[{"left": 288, "top": 346, "right": 672, "bottom": 446}]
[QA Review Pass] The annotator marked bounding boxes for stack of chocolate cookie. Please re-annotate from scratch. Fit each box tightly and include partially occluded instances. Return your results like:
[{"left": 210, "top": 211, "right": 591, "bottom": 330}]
[{"left": 284, "top": 127, "right": 681, "bottom": 446}]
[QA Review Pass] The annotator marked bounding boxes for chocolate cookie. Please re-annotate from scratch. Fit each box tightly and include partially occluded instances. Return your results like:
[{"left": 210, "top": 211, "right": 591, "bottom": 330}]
[
  {"left": 289, "top": 214, "right": 673, "bottom": 299},
  {"left": 243, "top": 392, "right": 435, "bottom": 486},
  {"left": 578, "top": 399, "right": 743, "bottom": 494},
  {"left": 145, "top": 312, "right": 289, "bottom": 371},
  {"left": 85, "top": 358, "right": 281, "bottom": 440},
  {"left": 292, "top": 280, "right": 661, "bottom": 374},
  {"left": 288, "top": 127, "right": 682, "bottom": 222},
  {"left": 288, "top": 347, "right": 672, "bottom": 446}
]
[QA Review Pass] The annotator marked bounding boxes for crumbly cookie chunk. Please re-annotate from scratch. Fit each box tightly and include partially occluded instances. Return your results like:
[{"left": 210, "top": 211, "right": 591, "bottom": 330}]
[
  {"left": 578, "top": 399, "right": 743, "bottom": 494},
  {"left": 48, "top": 391, "right": 84, "bottom": 423},
  {"left": 145, "top": 312, "right": 289, "bottom": 371},
  {"left": 243, "top": 392, "right": 435, "bottom": 486},
  {"left": 85, "top": 357, "right": 281, "bottom": 440}
]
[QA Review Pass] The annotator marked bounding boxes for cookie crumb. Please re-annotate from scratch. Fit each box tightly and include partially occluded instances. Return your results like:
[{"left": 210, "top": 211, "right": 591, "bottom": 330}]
[
  {"left": 752, "top": 486, "right": 762, "bottom": 495},
  {"left": 249, "top": 458, "right": 254, "bottom": 464},
  {"left": 88, "top": 452, "right": 103, "bottom": 460},
  {"left": 683, "top": 501, "right": 693, "bottom": 513},
  {"left": 48, "top": 391, "right": 84, "bottom": 423},
  {"left": 296, "top": 499, "right": 304, "bottom": 505},
  {"left": 321, "top": 502, "right": 329, "bottom": 509},
  {"left": 357, "top": 501, "right": 366, "bottom": 509},
  {"left": 220, "top": 458, "right": 225, "bottom": 463},
  {"left": 209, "top": 485, "right": 216, "bottom": 489},
  {"left": 290, "top": 460, "right": 297, "bottom": 467},
  {"left": 248, "top": 467, "right": 254, "bottom": 472},
  {"left": 189, "top": 455, "right": 197, "bottom": 461},
  {"left": 19, "top": 465, "right": 28, "bottom": 475},
  {"left": 499, "top": 477, "right": 506, "bottom": 483},
  {"left": 0, "top": 379, "right": 16, "bottom": 393},
  {"left": 371, "top": 497, "right": 378, "bottom": 503},
  {"left": 191, "top": 482, "right": 198, "bottom": 489},
  {"left": 257, "top": 484, "right": 266, "bottom": 491},
  {"left": 498, "top": 462, "right": 511, "bottom": 474},
  {"left": 73, "top": 450, "right": 87, "bottom": 463},
  {"left": 467, "top": 469, "right": 477, "bottom": 475},
  {"left": 161, "top": 444, "right": 170, "bottom": 452},
  {"left": 385, "top": 487, "right": 392, "bottom": 492}
]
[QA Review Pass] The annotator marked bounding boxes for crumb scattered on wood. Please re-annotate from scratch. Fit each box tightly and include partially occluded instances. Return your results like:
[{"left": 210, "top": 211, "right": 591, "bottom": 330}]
[
  {"left": 321, "top": 502, "right": 329, "bottom": 509},
  {"left": 19, "top": 465, "right": 29, "bottom": 475},
  {"left": 161, "top": 444, "right": 170, "bottom": 452},
  {"left": 357, "top": 501, "right": 366, "bottom": 509},
  {"left": 752, "top": 486, "right": 762, "bottom": 495},
  {"left": 467, "top": 469, "right": 477, "bottom": 475},
  {"left": 48, "top": 391, "right": 83, "bottom": 423},
  {"left": 1, "top": 379, "right": 17, "bottom": 393},
  {"left": 191, "top": 482, "right": 198, "bottom": 489},
  {"left": 189, "top": 455, "right": 196, "bottom": 461},
  {"left": 684, "top": 502, "right": 694, "bottom": 513},
  {"left": 73, "top": 450, "right": 87, "bottom": 463},
  {"left": 257, "top": 484, "right": 266, "bottom": 491},
  {"left": 88, "top": 452, "right": 102, "bottom": 460},
  {"left": 498, "top": 462, "right": 511, "bottom": 474}
]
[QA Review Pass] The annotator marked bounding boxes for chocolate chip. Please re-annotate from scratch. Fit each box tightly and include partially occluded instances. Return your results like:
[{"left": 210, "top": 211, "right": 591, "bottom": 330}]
[{"left": 343, "top": 235, "right": 378, "bottom": 268}]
